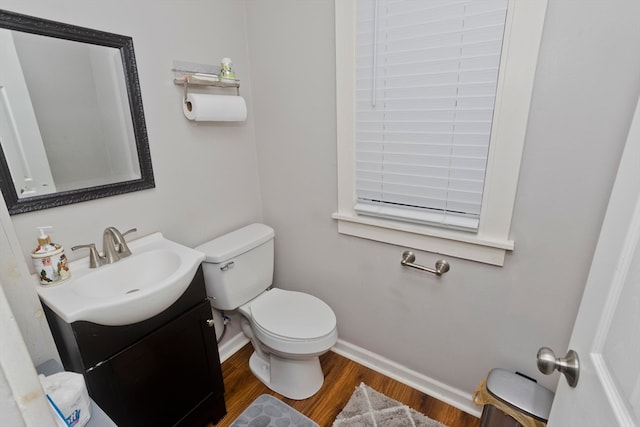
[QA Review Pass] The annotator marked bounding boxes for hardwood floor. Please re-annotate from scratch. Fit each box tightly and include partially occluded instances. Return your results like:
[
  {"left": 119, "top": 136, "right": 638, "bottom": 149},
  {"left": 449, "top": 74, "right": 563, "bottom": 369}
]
[{"left": 209, "top": 344, "right": 481, "bottom": 427}]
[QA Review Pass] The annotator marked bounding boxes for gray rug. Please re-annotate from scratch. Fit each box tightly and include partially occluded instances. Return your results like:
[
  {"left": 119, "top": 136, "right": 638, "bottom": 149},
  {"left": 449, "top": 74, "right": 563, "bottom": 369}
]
[
  {"left": 231, "top": 394, "right": 319, "bottom": 427},
  {"left": 333, "top": 383, "right": 448, "bottom": 427}
]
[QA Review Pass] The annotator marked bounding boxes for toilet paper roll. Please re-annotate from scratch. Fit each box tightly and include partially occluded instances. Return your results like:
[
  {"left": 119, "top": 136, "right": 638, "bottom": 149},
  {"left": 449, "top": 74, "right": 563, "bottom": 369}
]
[{"left": 183, "top": 93, "right": 247, "bottom": 122}]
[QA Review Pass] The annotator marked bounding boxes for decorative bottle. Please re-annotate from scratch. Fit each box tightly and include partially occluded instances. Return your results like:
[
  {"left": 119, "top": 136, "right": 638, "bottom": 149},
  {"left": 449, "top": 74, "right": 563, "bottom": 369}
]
[{"left": 31, "top": 226, "right": 71, "bottom": 286}]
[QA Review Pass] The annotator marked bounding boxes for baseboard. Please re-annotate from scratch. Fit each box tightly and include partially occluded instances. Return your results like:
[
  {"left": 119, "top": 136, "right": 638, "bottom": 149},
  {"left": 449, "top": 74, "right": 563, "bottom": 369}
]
[
  {"left": 331, "top": 339, "right": 482, "bottom": 418},
  {"left": 217, "top": 332, "right": 481, "bottom": 418},
  {"left": 218, "top": 333, "right": 249, "bottom": 363}
]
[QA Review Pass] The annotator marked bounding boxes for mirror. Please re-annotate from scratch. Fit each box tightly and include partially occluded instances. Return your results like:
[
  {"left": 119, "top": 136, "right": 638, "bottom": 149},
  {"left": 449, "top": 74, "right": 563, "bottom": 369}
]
[{"left": 0, "top": 9, "right": 154, "bottom": 214}]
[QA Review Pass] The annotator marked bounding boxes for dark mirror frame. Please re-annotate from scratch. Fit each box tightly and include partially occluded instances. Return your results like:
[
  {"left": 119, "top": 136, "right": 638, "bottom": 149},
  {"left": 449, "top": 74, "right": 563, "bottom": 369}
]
[{"left": 0, "top": 9, "right": 154, "bottom": 215}]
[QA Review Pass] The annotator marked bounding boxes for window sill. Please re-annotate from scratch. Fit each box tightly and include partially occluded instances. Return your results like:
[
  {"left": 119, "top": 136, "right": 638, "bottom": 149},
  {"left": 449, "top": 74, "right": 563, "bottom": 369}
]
[{"left": 332, "top": 212, "right": 513, "bottom": 266}]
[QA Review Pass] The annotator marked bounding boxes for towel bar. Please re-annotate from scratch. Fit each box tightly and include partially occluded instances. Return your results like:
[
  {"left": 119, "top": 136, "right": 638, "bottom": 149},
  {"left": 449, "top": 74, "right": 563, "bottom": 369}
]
[{"left": 400, "top": 251, "right": 450, "bottom": 276}]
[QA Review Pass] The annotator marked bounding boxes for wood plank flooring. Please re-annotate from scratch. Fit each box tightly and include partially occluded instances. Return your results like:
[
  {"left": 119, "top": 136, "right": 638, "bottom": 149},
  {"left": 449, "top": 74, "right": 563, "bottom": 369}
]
[{"left": 209, "top": 344, "right": 481, "bottom": 427}]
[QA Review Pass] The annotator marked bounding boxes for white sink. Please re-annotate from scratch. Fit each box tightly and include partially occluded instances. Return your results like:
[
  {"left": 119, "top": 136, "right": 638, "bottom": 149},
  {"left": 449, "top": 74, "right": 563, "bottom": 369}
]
[{"left": 36, "top": 232, "right": 205, "bottom": 326}]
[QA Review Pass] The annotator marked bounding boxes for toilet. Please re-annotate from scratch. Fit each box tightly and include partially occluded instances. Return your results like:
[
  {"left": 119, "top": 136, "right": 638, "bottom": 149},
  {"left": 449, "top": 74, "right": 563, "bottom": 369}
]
[{"left": 196, "top": 223, "right": 338, "bottom": 400}]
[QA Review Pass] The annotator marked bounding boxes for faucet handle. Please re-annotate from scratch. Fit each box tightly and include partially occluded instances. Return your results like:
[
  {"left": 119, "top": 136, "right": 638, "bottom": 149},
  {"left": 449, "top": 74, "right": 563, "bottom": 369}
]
[
  {"left": 71, "top": 243, "right": 105, "bottom": 268},
  {"left": 122, "top": 228, "right": 137, "bottom": 238},
  {"left": 117, "top": 228, "right": 137, "bottom": 257}
]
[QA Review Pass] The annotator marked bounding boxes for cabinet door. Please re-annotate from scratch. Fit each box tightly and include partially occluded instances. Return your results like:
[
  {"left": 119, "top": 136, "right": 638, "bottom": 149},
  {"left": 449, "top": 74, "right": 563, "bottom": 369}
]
[{"left": 85, "top": 300, "right": 226, "bottom": 427}]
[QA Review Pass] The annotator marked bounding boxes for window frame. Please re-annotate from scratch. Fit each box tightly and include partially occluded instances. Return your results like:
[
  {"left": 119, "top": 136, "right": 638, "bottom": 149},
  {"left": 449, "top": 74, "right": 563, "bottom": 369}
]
[{"left": 333, "top": 0, "right": 548, "bottom": 266}]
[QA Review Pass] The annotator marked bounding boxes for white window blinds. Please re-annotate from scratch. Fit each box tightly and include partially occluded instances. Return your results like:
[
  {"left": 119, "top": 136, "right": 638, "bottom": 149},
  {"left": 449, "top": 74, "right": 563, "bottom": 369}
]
[{"left": 354, "top": 0, "right": 508, "bottom": 231}]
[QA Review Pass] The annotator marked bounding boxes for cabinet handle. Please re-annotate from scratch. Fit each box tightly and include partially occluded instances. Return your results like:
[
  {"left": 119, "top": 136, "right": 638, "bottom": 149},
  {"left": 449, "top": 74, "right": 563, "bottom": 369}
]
[{"left": 206, "top": 319, "right": 215, "bottom": 328}]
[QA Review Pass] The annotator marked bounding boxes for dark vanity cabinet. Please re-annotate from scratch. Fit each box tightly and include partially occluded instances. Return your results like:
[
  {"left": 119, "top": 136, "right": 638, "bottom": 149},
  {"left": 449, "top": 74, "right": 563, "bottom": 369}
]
[{"left": 41, "top": 266, "right": 226, "bottom": 427}]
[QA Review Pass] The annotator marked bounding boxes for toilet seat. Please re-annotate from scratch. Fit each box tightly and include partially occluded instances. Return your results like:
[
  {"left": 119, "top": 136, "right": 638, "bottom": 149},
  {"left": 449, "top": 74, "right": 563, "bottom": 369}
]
[{"left": 240, "top": 288, "right": 337, "bottom": 355}]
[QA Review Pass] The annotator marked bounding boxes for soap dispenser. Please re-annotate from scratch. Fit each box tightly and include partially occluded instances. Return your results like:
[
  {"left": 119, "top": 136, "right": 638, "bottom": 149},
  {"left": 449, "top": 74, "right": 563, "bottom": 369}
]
[{"left": 31, "top": 226, "right": 71, "bottom": 285}]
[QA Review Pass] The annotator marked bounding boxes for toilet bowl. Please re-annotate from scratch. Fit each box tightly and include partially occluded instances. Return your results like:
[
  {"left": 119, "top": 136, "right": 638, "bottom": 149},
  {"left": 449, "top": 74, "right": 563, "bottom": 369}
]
[
  {"left": 239, "top": 288, "right": 337, "bottom": 357},
  {"left": 196, "top": 223, "right": 338, "bottom": 399},
  {"left": 239, "top": 288, "right": 337, "bottom": 399}
]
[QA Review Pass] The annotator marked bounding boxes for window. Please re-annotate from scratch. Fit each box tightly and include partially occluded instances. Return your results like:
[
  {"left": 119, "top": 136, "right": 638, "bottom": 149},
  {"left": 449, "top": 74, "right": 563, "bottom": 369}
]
[
  {"left": 355, "top": 0, "right": 508, "bottom": 232},
  {"left": 333, "top": 0, "right": 547, "bottom": 266}
]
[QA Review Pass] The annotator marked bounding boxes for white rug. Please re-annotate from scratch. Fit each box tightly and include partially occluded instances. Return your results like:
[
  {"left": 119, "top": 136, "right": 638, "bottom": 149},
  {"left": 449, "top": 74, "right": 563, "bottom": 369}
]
[{"left": 333, "top": 383, "right": 448, "bottom": 427}]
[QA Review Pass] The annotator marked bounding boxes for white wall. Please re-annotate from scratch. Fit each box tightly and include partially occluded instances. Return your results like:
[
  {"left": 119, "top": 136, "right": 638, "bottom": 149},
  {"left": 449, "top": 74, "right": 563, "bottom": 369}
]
[
  {"left": 2, "top": 0, "right": 640, "bottom": 420},
  {"left": 0, "top": 274, "right": 55, "bottom": 427},
  {"left": 244, "top": 0, "right": 640, "bottom": 399},
  {"left": 0, "top": 0, "right": 261, "bottom": 364}
]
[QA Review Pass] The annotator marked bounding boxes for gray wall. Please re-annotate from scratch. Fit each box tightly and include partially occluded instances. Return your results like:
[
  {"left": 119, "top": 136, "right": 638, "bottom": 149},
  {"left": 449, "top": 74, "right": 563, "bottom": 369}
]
[
  {"left": 1, "top": 0, "right": 639, "bottom": 407},
  {"left": 244, "top": 0, "right": 640, "bottom": 395}
]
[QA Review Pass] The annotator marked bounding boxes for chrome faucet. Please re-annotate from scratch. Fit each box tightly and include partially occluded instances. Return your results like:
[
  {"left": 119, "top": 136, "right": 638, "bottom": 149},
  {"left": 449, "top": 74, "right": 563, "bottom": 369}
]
[
  {"left": 102, "top": 227, "right": 137, "bottom": 264},
  {"left": 72, "top": 227, "right": 137, "bottom": 268}
]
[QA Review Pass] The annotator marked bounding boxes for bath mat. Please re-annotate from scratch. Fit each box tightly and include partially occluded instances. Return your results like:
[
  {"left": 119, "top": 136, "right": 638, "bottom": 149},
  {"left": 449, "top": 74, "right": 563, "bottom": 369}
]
[
  {"left": 333, "top": 383, "right": 448, "bottom": 427},
  {"left": 230, "top": 394, "right": 319, "bottom": 427}
]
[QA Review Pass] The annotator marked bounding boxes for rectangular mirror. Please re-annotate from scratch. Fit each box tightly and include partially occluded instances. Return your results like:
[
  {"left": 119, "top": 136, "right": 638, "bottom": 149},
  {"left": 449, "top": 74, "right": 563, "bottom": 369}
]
[{"left": 0, "top": 9, "right": 154, "bottom": 214}]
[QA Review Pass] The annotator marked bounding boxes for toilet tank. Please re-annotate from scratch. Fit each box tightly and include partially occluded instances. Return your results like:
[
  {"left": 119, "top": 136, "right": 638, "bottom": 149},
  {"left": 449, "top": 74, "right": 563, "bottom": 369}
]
[{"left": 196, "top": 223, "right": 275, "bottom": 310}]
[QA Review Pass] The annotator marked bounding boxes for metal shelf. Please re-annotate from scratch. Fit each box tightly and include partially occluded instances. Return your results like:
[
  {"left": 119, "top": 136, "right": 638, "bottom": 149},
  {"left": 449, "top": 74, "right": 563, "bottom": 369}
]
[{"left": 174, "top": 73, "right": 240, "bottom": 100}]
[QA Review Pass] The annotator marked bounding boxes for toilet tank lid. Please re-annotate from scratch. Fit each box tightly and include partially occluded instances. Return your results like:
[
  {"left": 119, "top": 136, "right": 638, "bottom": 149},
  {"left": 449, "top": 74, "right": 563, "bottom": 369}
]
[{"left": 196, "top": 223, "right": 275, "bottom": 263}]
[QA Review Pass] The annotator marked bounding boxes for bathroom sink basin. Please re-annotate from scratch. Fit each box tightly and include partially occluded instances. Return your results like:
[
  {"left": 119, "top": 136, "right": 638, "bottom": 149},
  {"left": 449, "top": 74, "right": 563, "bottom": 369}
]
[{"left": 36, "top": 232, "right": 205, "bottom": 326}]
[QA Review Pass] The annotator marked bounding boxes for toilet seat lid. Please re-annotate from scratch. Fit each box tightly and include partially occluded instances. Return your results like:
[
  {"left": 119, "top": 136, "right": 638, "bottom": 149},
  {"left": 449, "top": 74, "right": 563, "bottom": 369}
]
[{"left": 250, "top": 289, "right": 336, "bottom": 340}]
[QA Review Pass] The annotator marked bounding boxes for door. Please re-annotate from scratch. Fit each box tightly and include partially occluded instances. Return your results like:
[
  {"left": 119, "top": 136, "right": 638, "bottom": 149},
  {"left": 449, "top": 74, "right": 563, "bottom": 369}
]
[{"left": 546, "top": 95, "right": 640, "bottom": 425}]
